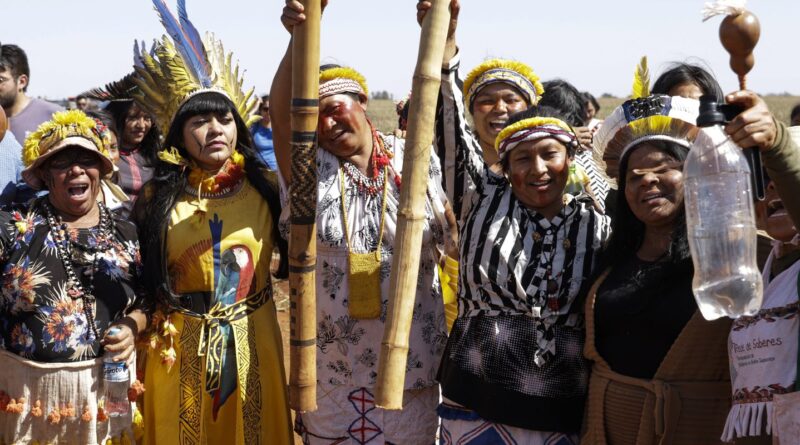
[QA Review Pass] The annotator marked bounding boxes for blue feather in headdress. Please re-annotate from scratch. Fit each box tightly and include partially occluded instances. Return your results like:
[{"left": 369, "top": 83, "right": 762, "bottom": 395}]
[{"left": 151, "top": 0, "right": 213, "bottom": 88}]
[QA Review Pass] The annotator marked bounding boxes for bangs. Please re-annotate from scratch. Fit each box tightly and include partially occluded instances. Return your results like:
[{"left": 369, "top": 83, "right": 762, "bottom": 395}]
[{"left": 178, "top": 91, "right": 235, "bottom": 117}]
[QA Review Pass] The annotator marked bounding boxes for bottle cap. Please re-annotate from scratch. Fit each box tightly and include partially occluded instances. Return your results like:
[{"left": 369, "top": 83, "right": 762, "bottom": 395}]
[{"left": 696, "top": 95, "right": 726, "bottom": 128}]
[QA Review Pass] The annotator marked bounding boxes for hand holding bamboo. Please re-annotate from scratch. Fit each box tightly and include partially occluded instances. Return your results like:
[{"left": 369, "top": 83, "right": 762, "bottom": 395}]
[{"left": 375, "top": 0, "right": 451, "bottom": 410}]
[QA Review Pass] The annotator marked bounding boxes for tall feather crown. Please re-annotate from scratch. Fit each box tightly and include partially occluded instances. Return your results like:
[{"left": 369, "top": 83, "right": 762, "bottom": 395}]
[{"left": 131, "top": 0, "right": 258, "bottom": 132}]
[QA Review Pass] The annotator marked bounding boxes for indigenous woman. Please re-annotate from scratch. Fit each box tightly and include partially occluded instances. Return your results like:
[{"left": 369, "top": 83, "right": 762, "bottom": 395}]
[
  {"left": 133, "top": 2, "right": 291, "bottom": 443},
  {"left": 104, "top": 100, "right": 159, "bottom": 218},
  {"left": 273, "top": 3, "right": 449, "bottom": 443},
  {"left": 435, "top": 101, "right": 610, "bottom": 443},
  {"left": 583, "top": 67, "right": 731, "bottom": 443},
  {"left": 721, "top": 97, "right": 800, "bottom": 444},
  {"left": 0, "top": 110, "right": 145, "bottom": 444}
]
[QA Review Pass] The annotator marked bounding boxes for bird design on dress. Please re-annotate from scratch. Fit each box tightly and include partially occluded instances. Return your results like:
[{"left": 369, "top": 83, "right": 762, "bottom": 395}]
[{"left": 208, "top": 214, "right": 256, "bottom": 418}]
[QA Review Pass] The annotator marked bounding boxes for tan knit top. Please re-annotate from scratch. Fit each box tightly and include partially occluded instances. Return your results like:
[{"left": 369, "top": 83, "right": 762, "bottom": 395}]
[{"left": 582, "top": 269, "right": 733, "bottom": 445}]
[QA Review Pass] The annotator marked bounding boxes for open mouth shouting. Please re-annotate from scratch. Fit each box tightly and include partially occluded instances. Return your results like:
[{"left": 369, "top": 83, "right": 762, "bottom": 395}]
[
  {"left": 489, "top": 119, "right": 507, "bottom": 133},
  {"left": 67, "top": 183, "right": 90, "bottom": 200}
]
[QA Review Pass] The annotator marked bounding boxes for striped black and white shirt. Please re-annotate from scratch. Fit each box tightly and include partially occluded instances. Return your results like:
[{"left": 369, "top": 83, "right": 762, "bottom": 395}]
[{"left": 434, "top": 53, "right": 612, "bottom": 432}]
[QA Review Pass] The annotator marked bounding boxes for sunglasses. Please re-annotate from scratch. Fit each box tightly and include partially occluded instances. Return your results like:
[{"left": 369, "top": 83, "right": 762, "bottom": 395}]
[{"left": 47, "top": 151, "right": 101, "bottom": 170}]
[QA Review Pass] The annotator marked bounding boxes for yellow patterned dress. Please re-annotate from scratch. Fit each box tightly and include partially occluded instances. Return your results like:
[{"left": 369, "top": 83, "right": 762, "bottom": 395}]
[{"left": 143, "top": 179, "right": 292, "bottom": 445}]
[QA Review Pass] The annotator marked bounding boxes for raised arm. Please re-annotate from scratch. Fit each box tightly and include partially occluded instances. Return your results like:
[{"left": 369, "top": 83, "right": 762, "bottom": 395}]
[
  {"left": 270, "top": 1, "right": 311, "bottom": 186},
  {"left": 270, "top": 41, "right": 294, "bottom": 186},
  {"left": 419, "top": 0, "right": 484, "bottom": 221}
]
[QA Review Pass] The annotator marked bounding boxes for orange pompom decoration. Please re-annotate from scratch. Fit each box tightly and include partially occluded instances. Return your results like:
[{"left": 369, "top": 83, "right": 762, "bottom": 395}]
[
  {"left": 97, "top": 406, "right": 109, "bottom": 422},
  {"left": 128, "top": 380, "right": 145, "bottom": 402},
  {"left": 81, "top": 405, "right": 92, "bottom": 422},
  {"left": 31, "top": 400, "right": 43, "bottom": 417},
  {"left": 47, "top": 409, "right": 61, "bottom": 425}
]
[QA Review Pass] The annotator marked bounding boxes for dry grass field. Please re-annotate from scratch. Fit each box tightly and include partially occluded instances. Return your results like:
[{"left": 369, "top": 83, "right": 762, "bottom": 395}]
[{"left": 366, "top": 95, "right": 799, "bottom": 135}]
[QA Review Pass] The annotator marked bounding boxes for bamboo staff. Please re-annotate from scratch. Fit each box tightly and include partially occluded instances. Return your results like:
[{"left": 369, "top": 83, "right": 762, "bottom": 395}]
[
  {"left": 288, "top": 0, "right": 321, "bottom": 412},
  {"left": 375, "top": 0, "right": 451, "bottom": 410}
]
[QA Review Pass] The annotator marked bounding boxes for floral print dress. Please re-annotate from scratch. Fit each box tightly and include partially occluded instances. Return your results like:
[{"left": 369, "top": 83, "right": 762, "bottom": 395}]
[
  {"left": 279, "top": 134, "right": 450, "bottom": 444},
  {"left": 0, "top": 199, "right": 143, "bottom": 362}
]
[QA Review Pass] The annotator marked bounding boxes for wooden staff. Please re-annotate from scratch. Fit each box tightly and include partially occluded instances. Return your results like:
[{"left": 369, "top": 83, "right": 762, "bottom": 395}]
[
  {"left": 288, "top": 0, "right": 321, "bottom": 412},
  {"left": 375, "top": 0, "right": 451, "bottom": 410}
]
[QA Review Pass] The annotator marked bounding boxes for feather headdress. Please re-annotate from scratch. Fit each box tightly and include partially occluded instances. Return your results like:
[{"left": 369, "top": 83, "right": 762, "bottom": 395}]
[
  {"left": 131, "top": 0, "right": 258, "bottom": 134},
  {"left": 463, "top": 59, "right": 544, "bottom": 111},
  {"left": 631, "top": 56, "right": 650, "bottom": 99},
  {"left": 594, "top": 58, "right": 700, "bottom": 182}
]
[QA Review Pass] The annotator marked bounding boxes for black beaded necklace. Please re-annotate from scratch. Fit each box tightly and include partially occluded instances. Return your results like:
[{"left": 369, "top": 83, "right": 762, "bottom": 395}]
[{"left": 43, "top": 201, "right": 116, "bottom": 341}]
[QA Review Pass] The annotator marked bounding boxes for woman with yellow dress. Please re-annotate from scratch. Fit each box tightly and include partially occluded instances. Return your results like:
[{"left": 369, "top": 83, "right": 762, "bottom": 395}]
[{"left": 131, "top": 1, "right": 292, "bottom": 443}]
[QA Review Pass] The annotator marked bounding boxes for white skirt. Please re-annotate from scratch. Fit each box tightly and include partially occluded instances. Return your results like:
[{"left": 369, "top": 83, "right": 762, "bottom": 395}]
[
  {"left": 295, "top": 382, "right": 439, "bottom": 445},
  {"left": 0, "top": 349, "right": 136, "bottom": 445}
]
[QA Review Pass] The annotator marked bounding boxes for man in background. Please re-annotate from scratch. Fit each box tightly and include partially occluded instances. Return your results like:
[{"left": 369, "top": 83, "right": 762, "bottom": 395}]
[
  {"left": 75, "top": 94, "right": 90, "bottom": 111},
  {"left": 250, "top": 94, "right": 277, "bottom": 170},
  {"left": 0, "top": 43, "right": 63, "bottom": 142}
]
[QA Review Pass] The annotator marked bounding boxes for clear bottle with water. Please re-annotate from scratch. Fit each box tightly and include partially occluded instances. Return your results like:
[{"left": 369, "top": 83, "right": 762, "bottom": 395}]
[
  {"left": 103, "top": 326, "right": 130, "bottom": 417},
  {"left": 684, "top": 105, "right": 763, "bottom": 320}
]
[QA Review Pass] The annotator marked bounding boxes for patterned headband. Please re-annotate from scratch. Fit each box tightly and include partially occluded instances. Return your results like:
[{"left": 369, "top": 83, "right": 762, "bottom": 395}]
[
  {"left": 319, "top": 78, "right": 366, "bottom": 100},
  {"left": 495, "top": 117, "right": 578, "bottom": 161},
  {"left": 463, "top": 60, "right": 544, "bottom": 111},
  {"left": 319, "top": 66, "right": 369, "bottom": 100}
]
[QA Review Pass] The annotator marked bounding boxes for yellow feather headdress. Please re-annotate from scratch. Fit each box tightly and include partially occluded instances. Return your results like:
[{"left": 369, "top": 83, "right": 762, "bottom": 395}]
[
  {"left": 463, "top": 59, "right": 544, "bottom": 111},
  {"left": 319, "top": 66, "right": 369, "bottom": 100},
  {"left": 593, "top": 58, "right": 700, "bottom": 183},
  {"left": 131, "top": 1, "right": 258, "bottom": 136},
  {"left": 21, "top": 110, "right": 115, "bottom": 189}
]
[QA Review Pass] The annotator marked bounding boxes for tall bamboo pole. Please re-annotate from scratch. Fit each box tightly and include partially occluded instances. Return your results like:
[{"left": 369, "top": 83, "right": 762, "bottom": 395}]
[
  {"left": 288, "top": 0, "right": 321, "bottom": 412},
  {"left": 375, "top": 0, "right": 451, "bottom": 410}
]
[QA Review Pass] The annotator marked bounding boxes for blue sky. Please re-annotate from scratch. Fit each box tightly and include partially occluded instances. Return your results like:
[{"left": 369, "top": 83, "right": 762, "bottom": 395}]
[{"left": 3, "top": 0, "right": 797, "bottom": 100}]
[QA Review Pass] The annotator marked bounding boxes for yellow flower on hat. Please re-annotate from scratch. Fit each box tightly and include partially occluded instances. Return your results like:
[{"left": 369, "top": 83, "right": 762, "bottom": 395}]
[{"left": 22, "top": 110, "right": 109, "bottom": 167}]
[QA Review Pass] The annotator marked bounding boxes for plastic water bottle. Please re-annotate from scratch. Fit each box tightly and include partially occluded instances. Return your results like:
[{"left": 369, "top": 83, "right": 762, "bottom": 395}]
[
  {"left": 683, "top": 98, "right": 763, "bottom": 320},
  {"left": 103, "top": 326, "right": 130, "bottom": 417}
]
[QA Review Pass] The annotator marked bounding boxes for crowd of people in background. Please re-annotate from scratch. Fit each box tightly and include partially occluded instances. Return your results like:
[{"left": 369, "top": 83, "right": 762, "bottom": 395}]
[{"left": 1, "top": 0, "right": 800, "bottom": 444}]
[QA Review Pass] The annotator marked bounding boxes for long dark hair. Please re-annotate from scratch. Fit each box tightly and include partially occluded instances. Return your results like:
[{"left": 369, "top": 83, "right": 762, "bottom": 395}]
[
  {"left": 652, "top": 62, "right": 724, "bottom": 102},
  {"left": 105, "top": 100, "right": 161, "bottom": 166},
  {"left": 599, "top": 139, "right": 692, "bottom": 273},
  {"left": 137, "top": 91, "right": 281, "bottom": 308}
]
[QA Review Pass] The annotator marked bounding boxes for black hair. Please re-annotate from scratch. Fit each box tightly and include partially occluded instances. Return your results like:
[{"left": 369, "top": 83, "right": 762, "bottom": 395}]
[
  {"left": 104, "top": 100, "right": 161, "bottom": 166},
  {"left": 538, "top": 79, "right": 588, "bottom": 127},
  {"left": 0, "top": 44, "right": 30, "bottom": 92},
  {"left": 583, "top": 91, "right": 600, "bottom": 113},
  {"left": 791, "top": 104, "right": 800, "bottom": 122},
  {"left": 599, "top": 139, "right": 691, "bottom": 273},
  {"left": 260, "top": 94, "right": 270, "bottom": 102},
  {"left": 500, "top": 105, "right": 577, "bottom": 172},
  {"left": 651, "top": 62, "right": 724, "bottom": 102},
  {"left": 136, "top": 92, "right": 282, "bottom": 309},
  {"left": 84, "top": 109, "right": 117, "bottom": 136}
]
